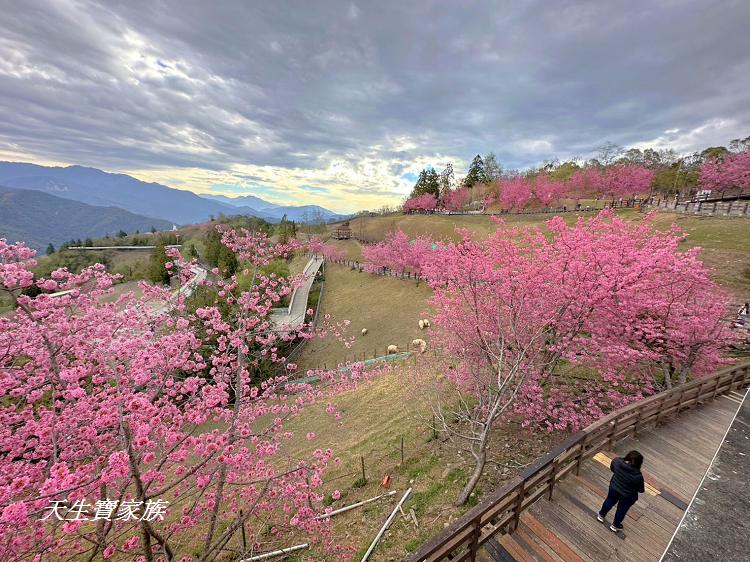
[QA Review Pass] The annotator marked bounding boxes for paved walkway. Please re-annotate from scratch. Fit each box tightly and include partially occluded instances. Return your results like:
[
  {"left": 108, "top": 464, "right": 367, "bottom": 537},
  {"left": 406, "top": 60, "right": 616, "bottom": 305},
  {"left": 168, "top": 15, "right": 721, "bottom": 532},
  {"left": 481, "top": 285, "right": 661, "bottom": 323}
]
[
  {"left": 481, "top": 390, "right": 745, "bottom": 562},
  {"left": 662, "top": 388, "right": 749, "bottom": 561},
  {"left": 269, "top": 255, "right": 323, "bottom": 331}
]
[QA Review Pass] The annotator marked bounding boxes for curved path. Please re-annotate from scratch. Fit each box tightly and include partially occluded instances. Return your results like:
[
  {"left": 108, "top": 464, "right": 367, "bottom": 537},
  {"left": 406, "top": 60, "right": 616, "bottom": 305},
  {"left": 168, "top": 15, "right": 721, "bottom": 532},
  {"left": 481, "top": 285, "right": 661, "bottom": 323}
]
[
  {"left": 479, "top": 390, "right": 745, "bottom": 562},
  {"left": 269, "top": 255, "right": 324, "bottom": 331}
]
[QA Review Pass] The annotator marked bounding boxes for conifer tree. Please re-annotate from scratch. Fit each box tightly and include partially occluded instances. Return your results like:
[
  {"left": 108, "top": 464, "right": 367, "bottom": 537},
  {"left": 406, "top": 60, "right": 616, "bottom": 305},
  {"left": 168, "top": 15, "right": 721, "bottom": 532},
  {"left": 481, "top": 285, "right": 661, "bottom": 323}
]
[{"left": 464, "top": 154, "right": 485, "bottom": 188}]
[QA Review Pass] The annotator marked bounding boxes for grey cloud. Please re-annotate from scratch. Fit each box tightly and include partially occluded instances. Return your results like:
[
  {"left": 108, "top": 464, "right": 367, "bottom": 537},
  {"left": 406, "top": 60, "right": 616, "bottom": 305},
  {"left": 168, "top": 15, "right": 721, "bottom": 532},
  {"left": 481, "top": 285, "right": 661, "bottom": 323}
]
[{"left": 0, "top": 0, "right": 749, "bottom": 182}]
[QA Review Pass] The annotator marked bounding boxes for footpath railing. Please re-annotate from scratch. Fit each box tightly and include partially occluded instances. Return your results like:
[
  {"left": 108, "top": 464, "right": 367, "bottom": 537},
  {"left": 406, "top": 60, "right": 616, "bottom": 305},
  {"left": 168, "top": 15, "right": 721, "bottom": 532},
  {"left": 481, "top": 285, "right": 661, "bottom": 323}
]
[{"left": 407, "top": 361, "right": 750, "bottom": 562}]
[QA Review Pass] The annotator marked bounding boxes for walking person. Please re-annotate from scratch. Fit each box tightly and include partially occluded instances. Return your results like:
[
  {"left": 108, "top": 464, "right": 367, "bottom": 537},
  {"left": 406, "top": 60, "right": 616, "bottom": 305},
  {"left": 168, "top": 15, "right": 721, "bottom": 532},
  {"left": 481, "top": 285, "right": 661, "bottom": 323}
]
[{"left": 597, "top": 450, "right": 645, "bottom": 533}]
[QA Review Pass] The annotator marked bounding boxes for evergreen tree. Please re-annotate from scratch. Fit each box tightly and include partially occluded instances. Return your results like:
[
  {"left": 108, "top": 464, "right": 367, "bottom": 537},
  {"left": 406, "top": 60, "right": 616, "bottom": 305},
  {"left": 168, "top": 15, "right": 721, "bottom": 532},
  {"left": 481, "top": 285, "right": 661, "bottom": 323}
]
[
  {"left": 45, "top": 243, "right": 55, "bottom": 255},
  {"left": 276, "top": 215, "right": 297, "bottom": 244},
  {"left": 412, "top": 167, "right": 440, "bottom": 197},
  {"left": 464, "top": 155, "right": 485, "bottom": 188},
  {"left": 217, "top": 246, "right": 238, "bottom": 278},
  {"left": 84, "top": 238, "right": 93, "bottom": 247},
  {"left": 482, "top": 152, "right": 502, "bottom": 184},
  {"left": 148, "top": 241, "right": 171, "bottom": 286},
  {"left": 204, "top": 230, "right": 222, "bottom": 267},
  {"left": 117, "top": 230, "right": 127, "bottom": 238},
  {"left": 439, "top": 163, "right": 455, "bottom": 197}
]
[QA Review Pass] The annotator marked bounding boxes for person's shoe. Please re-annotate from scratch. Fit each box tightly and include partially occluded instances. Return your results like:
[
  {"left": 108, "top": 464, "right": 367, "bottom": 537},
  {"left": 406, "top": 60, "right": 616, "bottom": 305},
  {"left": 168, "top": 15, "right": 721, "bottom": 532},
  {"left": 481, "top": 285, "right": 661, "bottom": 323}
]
[
  {"left": 610, "top": 524, "right": 623, "bottom": 533},
  {"left": 596, "top": 513, "right": 606, "bottom": 523}
]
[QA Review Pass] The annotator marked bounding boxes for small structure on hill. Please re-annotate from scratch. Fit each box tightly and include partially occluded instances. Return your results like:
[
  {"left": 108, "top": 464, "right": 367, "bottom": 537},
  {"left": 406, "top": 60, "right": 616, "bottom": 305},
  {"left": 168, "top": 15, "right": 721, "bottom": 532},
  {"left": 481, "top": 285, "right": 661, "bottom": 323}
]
[{"left": 332, "top": 221, "right": 352, "bottom": 240}]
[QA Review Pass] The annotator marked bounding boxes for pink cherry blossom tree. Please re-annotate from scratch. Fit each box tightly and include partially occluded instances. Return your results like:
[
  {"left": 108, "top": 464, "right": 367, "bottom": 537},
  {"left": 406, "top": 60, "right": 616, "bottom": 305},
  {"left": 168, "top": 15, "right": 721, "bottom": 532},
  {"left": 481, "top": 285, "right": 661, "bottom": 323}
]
[
  {"left": 699, "top": 150, "right": 750, "bottom": 191},
  {"left": 566, "top": 167, "right": 603, "bottom": 199},
  {"left": 403, "top": 193, "right": 437, "bottom": 214},
  {"left": 361, "top": 230, "right": 433, "bottom": 276},
  {"left": 0, "top": 231, "right": 360, "bottom": 561},
  {"left": 417, "top": 211, "right": 733, "bottom": 504},
  {"left": 442, "top": 187, "right": 471, "bottom": 212},
  {"left": 600, "top": 164, "right": 655, "bottom": 198},
  {"left": 308, "top": 237, "right": 345, "bottom": 261},
  {"left": 532, "top": 174, "right": 567, "bottom": 207},
  {"left": 499, "top": 177, "right": 533, "bottom": 210}
]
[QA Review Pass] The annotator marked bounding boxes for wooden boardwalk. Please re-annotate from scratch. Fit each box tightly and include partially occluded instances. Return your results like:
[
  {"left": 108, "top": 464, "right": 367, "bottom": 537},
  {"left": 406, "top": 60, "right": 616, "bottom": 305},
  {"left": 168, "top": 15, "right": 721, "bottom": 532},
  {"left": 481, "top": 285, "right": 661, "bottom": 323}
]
[{"left": 480, "top": 389, "right": 746, "bottom": 562}]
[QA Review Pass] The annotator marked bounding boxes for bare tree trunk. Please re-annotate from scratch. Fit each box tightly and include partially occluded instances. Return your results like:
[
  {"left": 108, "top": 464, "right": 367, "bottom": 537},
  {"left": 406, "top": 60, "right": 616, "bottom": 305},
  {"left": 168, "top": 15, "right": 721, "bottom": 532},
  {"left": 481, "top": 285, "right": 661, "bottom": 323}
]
[{"left": 456, "top": 448, "right": 486, "bottom": 506}]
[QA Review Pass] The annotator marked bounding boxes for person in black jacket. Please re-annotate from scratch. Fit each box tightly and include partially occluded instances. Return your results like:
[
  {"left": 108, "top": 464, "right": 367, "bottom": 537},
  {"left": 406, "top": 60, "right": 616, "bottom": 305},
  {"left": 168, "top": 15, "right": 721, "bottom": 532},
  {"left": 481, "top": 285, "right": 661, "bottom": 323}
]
[{"left": 597, "top": 450, "right": 645, "bottom": 532}]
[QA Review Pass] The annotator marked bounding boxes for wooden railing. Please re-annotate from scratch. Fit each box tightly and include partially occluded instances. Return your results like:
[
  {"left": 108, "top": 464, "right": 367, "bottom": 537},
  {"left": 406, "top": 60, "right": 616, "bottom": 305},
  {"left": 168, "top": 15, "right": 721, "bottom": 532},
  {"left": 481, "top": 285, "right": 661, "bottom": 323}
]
[{"left": 407, "top": 362, "right": 750, "bottom": 562}]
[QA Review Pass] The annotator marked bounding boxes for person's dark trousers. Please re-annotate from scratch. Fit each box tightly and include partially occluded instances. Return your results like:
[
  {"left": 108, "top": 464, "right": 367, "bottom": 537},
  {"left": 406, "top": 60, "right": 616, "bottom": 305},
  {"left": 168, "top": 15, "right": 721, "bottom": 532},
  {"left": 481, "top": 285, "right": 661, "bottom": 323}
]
[{"left": 599, "top": 487, "right": 636, "bottom": 527}]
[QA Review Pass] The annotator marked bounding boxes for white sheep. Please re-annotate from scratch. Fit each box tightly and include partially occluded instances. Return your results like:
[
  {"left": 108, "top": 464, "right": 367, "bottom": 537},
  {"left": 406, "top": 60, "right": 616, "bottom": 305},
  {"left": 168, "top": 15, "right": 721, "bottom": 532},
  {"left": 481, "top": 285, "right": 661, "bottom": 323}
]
[
  {"left": 411, "top": 338, "right": 428, "bottom": 354},
  {"left": 387, "top": 344, "right": 398, "bottom": 354},
  {"left": 418, "top": 319, "right": 425, "bottom": 330},
  {"left": 361, "top": 328, "right": 368, "bottom": 336}
]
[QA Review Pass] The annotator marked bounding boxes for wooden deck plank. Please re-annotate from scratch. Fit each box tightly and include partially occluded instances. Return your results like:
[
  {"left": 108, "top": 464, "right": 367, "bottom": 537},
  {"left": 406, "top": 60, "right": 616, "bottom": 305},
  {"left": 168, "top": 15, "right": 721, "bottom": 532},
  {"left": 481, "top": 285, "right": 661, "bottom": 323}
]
[
  {"left": 500, "top": 535, "right": 536, "bottom": 562},
  {"left": 502, "top": 398, "right": 739, "bottom": 562},
  {"left": 520, "top": 514, "right": 587, "bottom": 562},
  {"left": 514, "top": 527, "right": 560, "bottom": 562}
]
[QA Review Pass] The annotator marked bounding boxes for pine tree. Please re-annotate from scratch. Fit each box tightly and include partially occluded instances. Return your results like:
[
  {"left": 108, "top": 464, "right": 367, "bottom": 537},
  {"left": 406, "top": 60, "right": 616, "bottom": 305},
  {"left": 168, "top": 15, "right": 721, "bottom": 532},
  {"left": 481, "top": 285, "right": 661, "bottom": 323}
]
[
  {"left": 439, "top": 163, "right": 455, "bottom": 197},
  {"left": 410, "top": 167, "right": 441, "bottom": 198},
  {"left": 148, "top": 241, "right": 171, "bottom": 285},
  {"left": 482, "top": 152, "right": 502, "bottom": 184},
  {"left": 217, "top": 246, "right": 238, "bottom": 278},
  {"left": 464, "top": 155, "right": 485, "bottom": 188},
  {"left": 46, "top": 243, "right": 55, "bottom": 255}
]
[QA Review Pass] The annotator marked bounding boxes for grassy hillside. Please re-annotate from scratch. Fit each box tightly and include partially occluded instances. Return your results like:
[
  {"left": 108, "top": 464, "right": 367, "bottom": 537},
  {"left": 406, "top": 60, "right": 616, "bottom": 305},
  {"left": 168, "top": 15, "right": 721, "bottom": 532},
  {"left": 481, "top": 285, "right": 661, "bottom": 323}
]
[
  {"left": 330, "top": 210, "right": 750, "bottom": 298},
  {"left": 296, "top": 263, "right": 434, "bottom": 371}
]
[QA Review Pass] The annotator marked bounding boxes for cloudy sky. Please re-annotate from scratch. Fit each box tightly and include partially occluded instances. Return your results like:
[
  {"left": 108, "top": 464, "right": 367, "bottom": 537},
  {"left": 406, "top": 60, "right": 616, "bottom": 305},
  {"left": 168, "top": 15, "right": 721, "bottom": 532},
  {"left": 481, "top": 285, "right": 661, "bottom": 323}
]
[{"left": 1, "top": 0, "right": 749, "bottom": 213}]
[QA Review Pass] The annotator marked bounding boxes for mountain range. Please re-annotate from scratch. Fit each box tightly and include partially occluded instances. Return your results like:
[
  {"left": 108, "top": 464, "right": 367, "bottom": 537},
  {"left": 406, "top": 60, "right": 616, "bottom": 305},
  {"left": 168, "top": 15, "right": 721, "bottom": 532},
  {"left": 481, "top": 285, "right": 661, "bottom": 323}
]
[
  {"left": 0, "top": 161, "right": 347, "bottom": 225},
  {"left": 0, "top": 185, "right": 173, "bottom": 250}
]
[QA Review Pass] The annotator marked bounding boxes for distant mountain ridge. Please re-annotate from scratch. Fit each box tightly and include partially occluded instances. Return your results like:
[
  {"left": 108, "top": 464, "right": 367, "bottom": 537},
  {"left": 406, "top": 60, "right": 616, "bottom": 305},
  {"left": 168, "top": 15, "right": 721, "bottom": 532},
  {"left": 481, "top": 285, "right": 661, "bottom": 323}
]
[
  {"left": 0, "top": 162, "right": 348, "bottom": 225},
  {"left": 0, "top": 185, "right": 172, "bottom": 250},
  {"left": 200, "top": 193, "right": 280, "bottom": 210}
]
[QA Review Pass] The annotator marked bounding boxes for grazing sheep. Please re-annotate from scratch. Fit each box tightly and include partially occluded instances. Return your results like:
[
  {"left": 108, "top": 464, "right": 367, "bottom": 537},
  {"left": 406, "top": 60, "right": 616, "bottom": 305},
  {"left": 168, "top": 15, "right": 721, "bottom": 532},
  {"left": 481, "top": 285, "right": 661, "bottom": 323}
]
[
  {"left": 411, "top": 338, "right": 428, "bottom": 354},
  {"left": 418, "top": 319, "right": 425, "bottom": 330},
  {"left": 361, "top": 328, "right": 368, "bottom": 336},
  {"left": 422, "top": 319, "right": 431, "bottom": 328},
  {"left": 387, "top": 344, "right": 398, "bottom": 354}
]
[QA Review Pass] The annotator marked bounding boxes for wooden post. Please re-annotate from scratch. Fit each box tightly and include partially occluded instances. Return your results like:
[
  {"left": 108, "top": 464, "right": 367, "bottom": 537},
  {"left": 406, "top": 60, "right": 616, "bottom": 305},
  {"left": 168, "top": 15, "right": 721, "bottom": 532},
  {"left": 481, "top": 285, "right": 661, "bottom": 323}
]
[
  {"left": 575, "top": 438, "right": 586, "bottom": 475},
  {"left": 655, "top": 394, "right": 666, "bottom": 424},
  {"left": 468, "top": 518, "right": 481, "bottom": 562},
  {"left": 361, "top": 455, "right": 366, "bottom": 482},
  {"left": 633, "top": 407, "right": 642, "bottom": 437},
  {"left": 512, "top": 480, "right": 526, "bottom": 532},
  {"left": 400, "top": 436, "right": 404, "bottom": 466},
  {"left": 675, "top": 387, "right": 686, "bottom": 415},
  {"left": 711, "top": 372, "right": 723, "bottom": 400},
  {"left": 548, "top": 458, "right": 559, "bottom": 500},
  {"left": 608, "top": 417, "right": 618, "bottom": 448}
]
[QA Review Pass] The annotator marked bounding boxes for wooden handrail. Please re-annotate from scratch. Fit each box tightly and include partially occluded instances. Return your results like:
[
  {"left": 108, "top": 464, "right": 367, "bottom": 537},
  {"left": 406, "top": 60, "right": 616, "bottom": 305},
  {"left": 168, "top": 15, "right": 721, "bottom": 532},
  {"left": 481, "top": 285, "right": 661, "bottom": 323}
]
[{"left": 406, "top": 362, "right": 750, "bottom": 562}]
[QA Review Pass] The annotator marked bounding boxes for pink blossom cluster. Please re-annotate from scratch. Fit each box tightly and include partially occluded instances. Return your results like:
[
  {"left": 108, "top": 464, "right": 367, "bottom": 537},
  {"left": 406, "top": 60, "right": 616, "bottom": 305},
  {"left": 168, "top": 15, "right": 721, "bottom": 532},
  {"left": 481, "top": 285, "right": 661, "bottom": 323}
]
[
  {"left": 361, "top": 230, "right": 433, "bottom": 275},
  {"left": 567, "top": 165, "right": 654, "bottom": 199},
  {"left": 403, "top": 193, "right": 437, "bottom": 213},
  {"left": 419, "top": 210, "right": 733, "bottom": 431},
  {"left": 441, "top": 187, "right": 471, "bottom": 211},
  {"left": 308, "top": 237, "right": 345, "bottom": 261},
  {"left": 0, "top": 232, "right": 361, "bottom": 560},
  {"left": 699, "top": 150, "right": 750, "bottom": 191}
]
